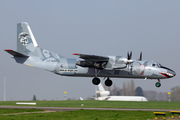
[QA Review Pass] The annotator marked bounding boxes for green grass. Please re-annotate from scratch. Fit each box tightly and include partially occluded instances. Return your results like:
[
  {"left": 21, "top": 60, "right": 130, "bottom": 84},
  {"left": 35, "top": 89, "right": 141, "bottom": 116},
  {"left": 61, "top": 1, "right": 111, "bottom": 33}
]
[
  {"left": 0, "top": 100, "right": 180, "bottom": 109},
  {"left": 0, "top": 101, "right": 178, "bottom": 120},
  {"left": 0, "top": 109, "right": 173, "bottom": 120},
  {"left": 0, "top": 108, "right": 43, "bottom": 114}
]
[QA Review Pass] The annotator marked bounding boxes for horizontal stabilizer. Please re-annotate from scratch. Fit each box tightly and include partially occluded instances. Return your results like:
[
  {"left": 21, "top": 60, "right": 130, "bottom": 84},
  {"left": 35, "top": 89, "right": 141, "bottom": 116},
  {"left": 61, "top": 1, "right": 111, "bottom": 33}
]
[{"left": 4, "top": 49, "right": 28, "bottom": 57}]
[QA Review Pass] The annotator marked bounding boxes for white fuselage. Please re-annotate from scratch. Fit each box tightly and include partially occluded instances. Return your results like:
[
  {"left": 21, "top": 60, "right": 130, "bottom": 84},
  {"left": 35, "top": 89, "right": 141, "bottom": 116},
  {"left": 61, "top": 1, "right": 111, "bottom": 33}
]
[{"left": 97, "top": 96, "right": 148, "bottom": 101}]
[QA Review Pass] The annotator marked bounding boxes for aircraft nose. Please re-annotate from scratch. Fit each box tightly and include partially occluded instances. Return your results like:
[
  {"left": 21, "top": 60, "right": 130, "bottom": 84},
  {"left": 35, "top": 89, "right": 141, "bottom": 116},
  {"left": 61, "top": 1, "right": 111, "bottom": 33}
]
[
  {"left": 166, "top": 69, "right": 176, "bottom": 78},
  {"left": 160, "top": 69, "right": 176, "bottom": 78},
  {"left": 170, "top": 70, "right": 176, "bottom": 77}
]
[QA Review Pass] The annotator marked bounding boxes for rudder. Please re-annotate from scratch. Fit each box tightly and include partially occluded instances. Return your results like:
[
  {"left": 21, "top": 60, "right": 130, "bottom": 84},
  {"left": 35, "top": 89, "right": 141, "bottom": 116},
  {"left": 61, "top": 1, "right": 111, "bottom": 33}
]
[{"left": 17, "top": 22, "right": 38, "bottom": 55}]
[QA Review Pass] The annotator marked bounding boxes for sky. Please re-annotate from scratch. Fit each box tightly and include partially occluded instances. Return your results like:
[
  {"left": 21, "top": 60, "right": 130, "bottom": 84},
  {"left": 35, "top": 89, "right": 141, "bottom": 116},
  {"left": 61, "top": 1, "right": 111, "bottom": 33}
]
[{"left": 0, "top": 0, "right": 180, "bottom": 101}]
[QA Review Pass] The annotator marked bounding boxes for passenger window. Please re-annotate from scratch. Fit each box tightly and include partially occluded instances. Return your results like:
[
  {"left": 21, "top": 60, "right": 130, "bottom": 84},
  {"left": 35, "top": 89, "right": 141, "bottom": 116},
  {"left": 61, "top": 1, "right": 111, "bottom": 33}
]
[{"left": 152, "top": 64, "right": 155, "bottom": 67}]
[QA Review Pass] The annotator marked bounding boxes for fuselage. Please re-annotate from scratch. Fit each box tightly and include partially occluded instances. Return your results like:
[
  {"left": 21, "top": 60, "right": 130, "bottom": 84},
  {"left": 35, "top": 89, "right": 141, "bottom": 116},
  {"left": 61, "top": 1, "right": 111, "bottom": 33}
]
[
  {"left": 56, "top": 58, "right": 176, "bottom": 80},
  {"left": 96, "top": 96, "right": 148, "bottom": 101},
  {"left": 19, "top": 54, "right": 176, "bottom": 80}
]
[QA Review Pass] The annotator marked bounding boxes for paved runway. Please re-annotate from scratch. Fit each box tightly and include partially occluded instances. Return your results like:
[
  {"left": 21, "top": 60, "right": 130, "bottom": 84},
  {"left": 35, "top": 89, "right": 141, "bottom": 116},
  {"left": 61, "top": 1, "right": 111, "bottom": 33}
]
[{"left": 0, "top": 106, "right": 179, "bottom": 112}]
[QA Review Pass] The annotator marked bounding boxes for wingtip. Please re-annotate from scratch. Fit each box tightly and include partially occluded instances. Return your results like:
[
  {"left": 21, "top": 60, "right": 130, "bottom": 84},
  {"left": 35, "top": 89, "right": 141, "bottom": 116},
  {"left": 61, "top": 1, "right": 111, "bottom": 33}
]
[{"left": 73, "top": 53, "right": 79, "bottom": 55}]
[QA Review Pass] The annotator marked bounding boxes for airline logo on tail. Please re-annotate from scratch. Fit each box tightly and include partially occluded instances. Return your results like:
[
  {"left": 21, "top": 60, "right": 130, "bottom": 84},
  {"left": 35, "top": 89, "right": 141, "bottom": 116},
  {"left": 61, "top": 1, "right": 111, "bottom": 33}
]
[{"left": 18, "top": 32, "right": 29, "bottom": 46}]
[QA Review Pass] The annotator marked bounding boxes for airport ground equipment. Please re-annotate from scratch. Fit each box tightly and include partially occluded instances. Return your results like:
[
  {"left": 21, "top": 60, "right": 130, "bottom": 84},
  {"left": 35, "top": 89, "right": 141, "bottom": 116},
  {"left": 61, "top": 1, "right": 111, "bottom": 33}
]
[
  {"left": 170, "top": 111, "right": 180, "bottom": 118},
  {"left": 153, "top": 112, "right": 166, "bottom": 119}
]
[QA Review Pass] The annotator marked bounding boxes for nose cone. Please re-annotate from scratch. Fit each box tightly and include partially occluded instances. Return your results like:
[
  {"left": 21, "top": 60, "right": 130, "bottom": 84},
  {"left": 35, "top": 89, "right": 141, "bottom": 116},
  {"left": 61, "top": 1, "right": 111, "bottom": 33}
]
[
  {"left": 169, "top": 70, "right": 176, "bottom": 77},
  {"left": 160, "top": 70, "right": 176, "bottom": 78}
]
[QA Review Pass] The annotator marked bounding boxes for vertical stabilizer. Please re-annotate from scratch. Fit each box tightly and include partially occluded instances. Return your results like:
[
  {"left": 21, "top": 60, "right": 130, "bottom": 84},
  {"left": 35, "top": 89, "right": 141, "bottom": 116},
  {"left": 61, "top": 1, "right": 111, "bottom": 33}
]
[
  {"left": 97, "top": 83, "right": 110, "bottom": 97},
  {"left": 98, "top": 83, "right": 105, "bottom": 92},
  {"left": 17, "top": 22, "right": 38, "bottom": 55}
]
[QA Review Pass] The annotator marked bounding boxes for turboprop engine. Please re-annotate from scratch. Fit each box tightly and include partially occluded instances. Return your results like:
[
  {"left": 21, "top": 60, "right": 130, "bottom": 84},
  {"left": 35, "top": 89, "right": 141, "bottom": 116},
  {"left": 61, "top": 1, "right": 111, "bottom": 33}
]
[{"left": 76, "top": 60, "right": 107, "bottom": 69}]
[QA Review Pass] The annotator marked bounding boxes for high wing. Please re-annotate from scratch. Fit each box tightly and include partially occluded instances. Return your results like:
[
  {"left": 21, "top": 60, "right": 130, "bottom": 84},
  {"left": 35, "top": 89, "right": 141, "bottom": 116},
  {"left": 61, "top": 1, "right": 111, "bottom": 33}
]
[
  {"left": 73, "top": 53, "right": 132, "bottom": 70},
  {"left": 73, "top": 53, "right": 109, "bottom": 69},
  {"left": 73, "top": 53, "right": 109, "bottom": 61}
]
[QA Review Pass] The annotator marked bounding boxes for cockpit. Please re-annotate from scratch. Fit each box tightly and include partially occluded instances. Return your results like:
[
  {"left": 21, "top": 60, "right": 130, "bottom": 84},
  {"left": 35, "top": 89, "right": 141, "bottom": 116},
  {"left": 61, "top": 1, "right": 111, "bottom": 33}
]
[{"left": 152, "top": 62, "right": 175, "bottom": 72}]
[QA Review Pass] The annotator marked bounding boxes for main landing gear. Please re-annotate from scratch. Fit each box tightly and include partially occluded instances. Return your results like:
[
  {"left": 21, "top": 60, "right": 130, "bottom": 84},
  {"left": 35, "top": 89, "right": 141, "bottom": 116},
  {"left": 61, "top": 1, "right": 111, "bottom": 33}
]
[
  {"left": 92, "top": 77, "right": 100, "bottom": 85},
  {"left": 92, "top": 77, "right": 113, "bottom": 86},
  {"left": 92, "top": 68, "right": 113, "bottom": 86},
  {"left": 155, "top": 79, "right": 161, "bottom": 88}
]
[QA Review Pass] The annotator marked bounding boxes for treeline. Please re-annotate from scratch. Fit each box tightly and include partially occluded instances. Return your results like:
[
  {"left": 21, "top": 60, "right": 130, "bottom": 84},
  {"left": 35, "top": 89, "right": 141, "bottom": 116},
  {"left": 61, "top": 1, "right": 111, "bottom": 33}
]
[
  {"left": 170, "top": 86, "right": 180, "bottom": 102},
  {"left": 106, "top": 80, "right": 144, "bottom": 97},
  {"left": 106, "top": 80, "right": 180, "bottom": 102}
]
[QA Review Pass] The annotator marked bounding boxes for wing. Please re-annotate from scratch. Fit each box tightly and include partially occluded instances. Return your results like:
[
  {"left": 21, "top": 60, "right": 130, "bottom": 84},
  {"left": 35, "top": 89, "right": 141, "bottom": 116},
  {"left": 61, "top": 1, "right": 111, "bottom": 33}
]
[
  {"left": 73, "top": 53, "right": 109, "bottom": 61},
  {"left": 73, "top": 53, "right": 109, "bottom": 69}
]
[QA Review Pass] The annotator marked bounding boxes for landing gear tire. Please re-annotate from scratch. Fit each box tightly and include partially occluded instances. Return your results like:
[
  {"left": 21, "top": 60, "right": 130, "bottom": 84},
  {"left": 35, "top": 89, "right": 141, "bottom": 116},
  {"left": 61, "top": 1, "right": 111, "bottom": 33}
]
[
  {"left": 155, "top": 82, "right": 161, "bottom": 87},
  {"left": 105, "top": 79, "right": 113, "bottom": 87},
  {"left": 92, "top": 77, "right": 100, "bottom": 85}
]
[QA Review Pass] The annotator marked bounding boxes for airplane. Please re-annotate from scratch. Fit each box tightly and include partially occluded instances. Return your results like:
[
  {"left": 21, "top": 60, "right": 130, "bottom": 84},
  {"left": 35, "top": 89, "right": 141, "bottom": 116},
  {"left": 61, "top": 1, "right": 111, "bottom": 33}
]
[
  {"left": 5, "top": 22, "right": 176, "bottom": 87},
  {"left": 79, "top": 97, "right": 84, "bottom": 100},
  {"left": 96, "top": 83, "right": 148, "bottom": 101}
]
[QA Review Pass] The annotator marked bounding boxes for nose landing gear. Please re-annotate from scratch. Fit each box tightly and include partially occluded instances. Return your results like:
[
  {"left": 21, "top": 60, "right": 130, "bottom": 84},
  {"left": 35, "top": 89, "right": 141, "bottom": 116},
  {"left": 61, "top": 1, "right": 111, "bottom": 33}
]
[{"left": 155, "top": 79, "right": 161, "bottom": 87}]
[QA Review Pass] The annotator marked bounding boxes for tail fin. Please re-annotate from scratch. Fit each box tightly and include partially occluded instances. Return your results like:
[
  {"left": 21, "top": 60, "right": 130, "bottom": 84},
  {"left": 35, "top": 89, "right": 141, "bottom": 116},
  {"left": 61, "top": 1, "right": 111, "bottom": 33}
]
[
  {"left": 17, "top": 22, "right": 38, "bottom": 55},
  {"left": 96, "top": 83, "right": 110, "bottom": 97},
  {"left": 98, "top": 83, "right": 105, "bottom": 92}
]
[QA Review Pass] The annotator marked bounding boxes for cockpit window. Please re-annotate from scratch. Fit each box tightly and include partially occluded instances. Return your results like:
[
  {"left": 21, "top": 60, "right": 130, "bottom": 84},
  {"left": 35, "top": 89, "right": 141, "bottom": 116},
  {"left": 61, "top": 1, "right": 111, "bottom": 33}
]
[
  {"left": 152, "top": 63, "right": 162, "bottom": 68},
  {"left": 157, "top": 63, "right": 161, "bottom": 67}
]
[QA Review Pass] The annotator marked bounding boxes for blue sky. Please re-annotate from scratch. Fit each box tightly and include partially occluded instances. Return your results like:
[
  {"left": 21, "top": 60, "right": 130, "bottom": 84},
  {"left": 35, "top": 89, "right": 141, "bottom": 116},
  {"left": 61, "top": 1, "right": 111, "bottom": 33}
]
[{"left": 0, "top": 0, "right": 179, "bottom": 100}]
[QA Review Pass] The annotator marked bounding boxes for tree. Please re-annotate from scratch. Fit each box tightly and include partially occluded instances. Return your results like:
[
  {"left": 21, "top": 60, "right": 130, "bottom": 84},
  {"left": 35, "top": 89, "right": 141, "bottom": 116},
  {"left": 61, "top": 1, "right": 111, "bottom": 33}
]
[
  {"left": 171, "top": 86, "right": 180, "bottom": 102},
  {"left": 127, "top": 81, "right": 130, "bottom": 95},
  {"left": 144, "top": 90, "right": 157, "bottom": 101},
  {"left": 130, "top": 80, "right": 135, "bottom": 96},
  {"left": 135, "top": 87, "right": 144, "bottom": 96},
  {"left": 33, "top": 95, "right": 37, "bottom": 101},
  {"left": 116, "top": 91, "right": 121, "bottom": 96},
  {"left": 122, "top": 82, "right": 126, "bottom": 95},
  {"left": 111, "top": 84, "right": 118, "bottom": 95}
]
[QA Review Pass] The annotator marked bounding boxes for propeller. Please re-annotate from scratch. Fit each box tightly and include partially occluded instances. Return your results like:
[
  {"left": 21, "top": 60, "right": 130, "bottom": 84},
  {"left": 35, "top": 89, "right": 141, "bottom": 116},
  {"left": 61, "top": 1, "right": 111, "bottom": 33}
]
[
  {"left": 127, "top": 51, "right": 132, "bottom": 60},
  {"left": 138, "top": 51, "right": 142, "bottom": 61},
  {"left": 126, "top": 51, "right": 133, "bottom": 64}
]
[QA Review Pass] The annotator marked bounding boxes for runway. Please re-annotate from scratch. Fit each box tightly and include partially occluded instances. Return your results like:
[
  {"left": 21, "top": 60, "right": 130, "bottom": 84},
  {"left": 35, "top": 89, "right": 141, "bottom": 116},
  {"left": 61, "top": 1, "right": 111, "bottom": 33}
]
[{"left": 0, "top": 106, "right": 179, "bottom": 112}]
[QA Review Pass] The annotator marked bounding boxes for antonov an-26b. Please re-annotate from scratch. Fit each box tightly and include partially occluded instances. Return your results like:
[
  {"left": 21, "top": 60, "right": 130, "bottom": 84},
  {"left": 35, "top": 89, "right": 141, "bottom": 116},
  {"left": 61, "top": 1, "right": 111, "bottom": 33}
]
[{"left": 5, "top": 22, "right": 176, "bottom": 87}]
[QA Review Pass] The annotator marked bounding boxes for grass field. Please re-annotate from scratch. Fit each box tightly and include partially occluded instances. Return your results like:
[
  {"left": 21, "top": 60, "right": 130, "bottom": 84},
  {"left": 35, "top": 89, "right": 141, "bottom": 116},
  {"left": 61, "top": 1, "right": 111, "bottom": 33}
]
[
  {"left": 0, "top": 101, "right": 179, "bottom": 120},
  {"left": 0, "top": 109, "right": 173, "bottom": 120},
  {"left": 0, "top": 100, "right": 180, "bottom": 109},
  {"left": 0, "top": 108, "right": 43, "bottom": 114}
]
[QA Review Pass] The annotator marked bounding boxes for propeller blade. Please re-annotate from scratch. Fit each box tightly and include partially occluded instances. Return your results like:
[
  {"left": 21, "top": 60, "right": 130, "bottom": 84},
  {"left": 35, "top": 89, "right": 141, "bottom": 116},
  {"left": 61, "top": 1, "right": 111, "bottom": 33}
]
[
  {"left": 130, "top": 51, "right": 132, "bottom": 59},
  {"left": 127, "top": 51, "right": 130, "bottom": 60},
  {"left": 127, "top": 51, "right": 132, "bottom": 60},
  {"left": 139, "top": 51, "right": 142, "bottom": 61}
]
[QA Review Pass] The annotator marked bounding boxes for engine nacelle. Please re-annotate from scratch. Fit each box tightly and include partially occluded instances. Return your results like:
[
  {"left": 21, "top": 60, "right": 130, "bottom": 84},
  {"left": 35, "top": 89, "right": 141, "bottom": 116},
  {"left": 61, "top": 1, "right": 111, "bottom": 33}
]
[
  {"left": 76, "top": 60, "right": 107, "bottom": 69},
  {"left": 96, "top": 91, "right": 110, "bottom": 97},
  {"left": 76, "top": 60, "right": 94, "bottom": 67}
]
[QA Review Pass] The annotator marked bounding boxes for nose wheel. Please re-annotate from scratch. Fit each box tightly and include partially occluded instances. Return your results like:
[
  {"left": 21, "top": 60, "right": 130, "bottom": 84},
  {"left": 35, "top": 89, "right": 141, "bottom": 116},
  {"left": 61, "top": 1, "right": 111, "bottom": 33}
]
[
  {"left": 92, "top": 77, "right": 100, "bottom": 85},
  {"left": 155, "top": 79, "right": 161, "bottom": 87}
]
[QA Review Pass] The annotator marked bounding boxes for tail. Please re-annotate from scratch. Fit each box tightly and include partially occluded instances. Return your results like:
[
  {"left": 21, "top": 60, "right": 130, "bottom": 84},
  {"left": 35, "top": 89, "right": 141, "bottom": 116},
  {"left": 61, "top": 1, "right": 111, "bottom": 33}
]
[
  {"left": 96, "top": 82, "right": 110, "bottom": 97},
  {"left": 98, "top": 83, "right": 105, "bottom": 92},
  {"left": 5, "top": 22, "right": 65, "bottom": 70},
  {"left": 17, "top": 22, "right": 38, "bottom": 55}
]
